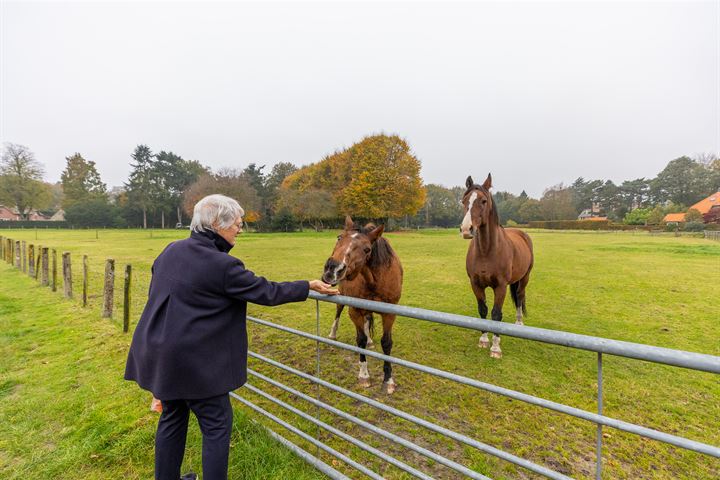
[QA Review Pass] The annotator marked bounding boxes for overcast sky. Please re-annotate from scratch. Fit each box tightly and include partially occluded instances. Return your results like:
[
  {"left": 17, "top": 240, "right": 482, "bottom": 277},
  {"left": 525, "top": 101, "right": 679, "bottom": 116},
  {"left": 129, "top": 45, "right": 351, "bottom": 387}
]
[{"left": 1, "top": 1, "right": 718, "bottom": 197}]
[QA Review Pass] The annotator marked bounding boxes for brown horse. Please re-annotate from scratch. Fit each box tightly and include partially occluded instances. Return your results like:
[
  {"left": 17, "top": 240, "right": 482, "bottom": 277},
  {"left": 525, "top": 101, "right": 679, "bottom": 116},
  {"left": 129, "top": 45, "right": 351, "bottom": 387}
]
[
  {"left": 461, "top": 174, "right": 534, "bottom": 359},
  {"left": 322, "top": 216, "right": 403, "bottom": 393}
]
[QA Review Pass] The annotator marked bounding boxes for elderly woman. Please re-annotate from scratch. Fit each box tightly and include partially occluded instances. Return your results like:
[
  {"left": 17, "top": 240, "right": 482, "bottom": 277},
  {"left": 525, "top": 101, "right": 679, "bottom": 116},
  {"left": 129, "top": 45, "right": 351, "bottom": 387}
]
[{"left": 125, "top": 194, "right": 336, "bottom": 480}]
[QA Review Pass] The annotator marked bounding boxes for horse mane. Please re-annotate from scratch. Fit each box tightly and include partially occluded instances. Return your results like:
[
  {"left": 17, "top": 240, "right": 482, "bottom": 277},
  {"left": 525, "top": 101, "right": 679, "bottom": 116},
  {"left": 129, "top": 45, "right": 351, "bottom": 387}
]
[
  {"left": 465, "top": 185, "right": 501, "bottom": 227},
  {"left": 349, "top": 222, "right": 396, "bottom": 268}
]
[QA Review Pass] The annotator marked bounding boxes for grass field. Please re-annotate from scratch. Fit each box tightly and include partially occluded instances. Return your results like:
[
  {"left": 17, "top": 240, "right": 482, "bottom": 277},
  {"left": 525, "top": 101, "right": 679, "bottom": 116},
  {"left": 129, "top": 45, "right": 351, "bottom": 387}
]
[{"left": 0, "top": 228, "right": 718, "bottom": 479}]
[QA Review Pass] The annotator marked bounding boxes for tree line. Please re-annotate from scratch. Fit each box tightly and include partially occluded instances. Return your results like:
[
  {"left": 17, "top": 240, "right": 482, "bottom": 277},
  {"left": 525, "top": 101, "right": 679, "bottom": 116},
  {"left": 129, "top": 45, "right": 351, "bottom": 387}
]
[{"left": 1, "top": 139, "right": 718, "bottom": 229}]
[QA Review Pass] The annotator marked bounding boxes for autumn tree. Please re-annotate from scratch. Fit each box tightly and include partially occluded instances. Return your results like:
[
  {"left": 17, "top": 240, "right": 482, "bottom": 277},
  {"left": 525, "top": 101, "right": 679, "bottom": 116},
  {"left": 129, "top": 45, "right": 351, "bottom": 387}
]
[
  {"left": 276, "top": 188, "right": 336, "bottom": 231},
  {"left": 0, "top": 143, "right": 50, "bottom": 219},
  {"left": 282, "top": 134, "right": 425, "bottom": 222},
  {"left": 60, "top": 153, "right": 107, "bottom": 208},
  {"left": 182, "top": 169, "right": 262, "bottom": 224}
]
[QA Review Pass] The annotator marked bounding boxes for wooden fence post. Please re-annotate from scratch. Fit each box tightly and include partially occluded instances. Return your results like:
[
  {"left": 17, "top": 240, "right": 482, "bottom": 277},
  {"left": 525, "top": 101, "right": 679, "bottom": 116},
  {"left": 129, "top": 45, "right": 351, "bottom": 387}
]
[
  {"left": 41, "top": 247, "right": 49, "bottom": 286},
  {"left": 35, "top": 245, "right": 42, "bottom": 280},
  {"left": 123, "top": 264, "right": 132, "bottom": 332},
  {"left": 102, "top": 259, "right": 115, "bottom": 318},
  {"left": 21, "top": 241, "right": 26, "bottom": 273},
  {"left": 0, "top": 236, "right": 4, "bottom": 261},
  {"left": 51, "top": 249, "right": 57, "bottom": 292},
  {"left": 15, "top": 241, "right": 21, "bottom": 269},
  {"left": 28, "top": 244, "right": 35, "bottom": 277},
  {"left": 82, "top": 255, "right": 88, "bottom": 307},
  {"left": 63, "top": 252, "right": 72, "bottom": 299}
]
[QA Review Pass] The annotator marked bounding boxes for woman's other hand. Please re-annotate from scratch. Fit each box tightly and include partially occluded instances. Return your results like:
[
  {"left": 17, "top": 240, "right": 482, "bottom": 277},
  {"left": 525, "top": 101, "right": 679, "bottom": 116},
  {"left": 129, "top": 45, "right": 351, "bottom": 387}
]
[{"left": 309, "top": 280, "right": 339, "bottom": 295}]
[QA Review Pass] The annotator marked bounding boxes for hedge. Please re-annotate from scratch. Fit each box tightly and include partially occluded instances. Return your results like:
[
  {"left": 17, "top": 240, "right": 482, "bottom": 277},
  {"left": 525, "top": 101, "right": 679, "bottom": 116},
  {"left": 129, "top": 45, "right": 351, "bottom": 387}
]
[
  {"left": 527, "top": 220, "right": 656, "bottom": 231},
  {"left": 0, "top": 221, "right": 69, "bottom": 229}
]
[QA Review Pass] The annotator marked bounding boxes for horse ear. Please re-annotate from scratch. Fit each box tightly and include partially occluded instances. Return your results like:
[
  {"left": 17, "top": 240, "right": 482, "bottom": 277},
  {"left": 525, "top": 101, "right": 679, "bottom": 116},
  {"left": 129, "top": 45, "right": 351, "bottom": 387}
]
[
  {"left": 465, "top": 176, "right": 474, "bottom": 189},
  {"left": 344, "top": 215, "right": 354, "bottom": 230},
  {"left": 482, "top": 173, "right": 492, "bottom": 190},
  {"left": 367, "top": 224, "right": 385, "bottom": 242}
]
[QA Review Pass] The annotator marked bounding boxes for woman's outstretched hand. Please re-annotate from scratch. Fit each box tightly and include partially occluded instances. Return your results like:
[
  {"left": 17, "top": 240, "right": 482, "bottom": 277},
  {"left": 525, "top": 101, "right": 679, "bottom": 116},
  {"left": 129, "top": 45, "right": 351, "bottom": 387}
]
[{"left": 309, "top": 280, "right": 339, "bottom": 295}]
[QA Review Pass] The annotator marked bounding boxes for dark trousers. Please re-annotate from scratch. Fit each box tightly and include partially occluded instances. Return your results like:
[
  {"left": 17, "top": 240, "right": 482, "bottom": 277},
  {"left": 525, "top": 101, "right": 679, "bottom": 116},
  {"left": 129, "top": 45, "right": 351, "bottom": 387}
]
[{"left": 155, "top": 393, "right": 233, "bottom": 480}]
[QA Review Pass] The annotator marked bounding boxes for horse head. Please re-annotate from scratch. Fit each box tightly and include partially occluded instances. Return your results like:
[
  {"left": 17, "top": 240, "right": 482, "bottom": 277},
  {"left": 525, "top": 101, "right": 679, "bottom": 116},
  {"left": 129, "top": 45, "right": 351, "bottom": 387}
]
[
  {"left": 322, "top": 215, "right": 385, "bottom": 286},
  {"left": 460, "top": 173, "right": 497, "bottom": 239}
]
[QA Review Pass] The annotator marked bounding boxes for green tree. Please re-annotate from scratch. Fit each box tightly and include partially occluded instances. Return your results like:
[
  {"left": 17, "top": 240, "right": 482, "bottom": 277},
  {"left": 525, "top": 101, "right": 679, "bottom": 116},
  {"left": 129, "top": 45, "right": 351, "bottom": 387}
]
[
  {"left": 623, "top": 207, "right": 653, "bottom": 225},
  {"left": 60, "top": 153, "right": 107, "bottom": 208},
  {"left": 646, "top": 206, "right": 666, "bottom": 225},
  {"left": 570, "top": 177, "right": 603, "bottom": 214},
  {"left": 154, "top": 151, "right": 208, "bottom": 226},
  {"left": 619, "top": 178, "right": 650, "bottom": 210},
  {"left": 539, "top": 185, "right": 576, "bottom": 220},
  {"left": 596, "top": 180, "right": 625, "bottom": 220},
  {"left": 685, "top": 208, "right": 703, "bottom": 223},
  {"left": 0, "top": 143, "right": 49, "bottom": 219},
  {"left": 124, "top": 145, "right": 157, "bottom": 229},
  {"left": 416, "top": 184, "right": 464, "bottom": 227},
  {"left": 517, "top": 198, "right": 543, "bottom": 223},
  {"left": 65, "top": 198, "right": 125, "bottom": 227},
  {"left": 264, "top": 162, "right": 298, "bottom": 218},
  {"left": 650, "top": 156, "right": 707, "bottom": 205}
]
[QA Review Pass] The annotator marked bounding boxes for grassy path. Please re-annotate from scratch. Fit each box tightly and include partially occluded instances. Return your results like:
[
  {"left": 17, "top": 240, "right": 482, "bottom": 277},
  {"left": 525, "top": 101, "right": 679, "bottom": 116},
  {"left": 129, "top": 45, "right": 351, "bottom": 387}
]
[
  {"left": 0, "top": 261, "right": 326, "bottom": 479},
  {"left": 0, "top": 228, "right": 718, "bottom": 479}
]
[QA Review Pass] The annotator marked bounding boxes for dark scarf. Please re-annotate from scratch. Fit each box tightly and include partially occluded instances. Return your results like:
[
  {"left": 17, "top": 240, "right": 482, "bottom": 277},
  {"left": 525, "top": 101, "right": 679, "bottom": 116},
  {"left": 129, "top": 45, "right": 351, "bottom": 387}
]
[{"left": 191, "top": 229, "right": 234, "bottom": 253}]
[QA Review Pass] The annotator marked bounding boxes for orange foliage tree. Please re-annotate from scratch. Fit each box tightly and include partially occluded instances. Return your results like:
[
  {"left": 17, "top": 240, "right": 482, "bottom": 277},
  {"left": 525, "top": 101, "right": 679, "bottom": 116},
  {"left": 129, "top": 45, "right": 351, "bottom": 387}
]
[{"left": 281, "top": 134, "right": 425, "bottom": 221}]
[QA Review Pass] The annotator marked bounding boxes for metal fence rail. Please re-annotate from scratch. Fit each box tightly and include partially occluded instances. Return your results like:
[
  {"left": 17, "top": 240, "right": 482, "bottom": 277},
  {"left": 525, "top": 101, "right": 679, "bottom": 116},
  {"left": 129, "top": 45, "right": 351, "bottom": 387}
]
[{"left": 232, "top": 293, "right": 720, "bottom": 480}]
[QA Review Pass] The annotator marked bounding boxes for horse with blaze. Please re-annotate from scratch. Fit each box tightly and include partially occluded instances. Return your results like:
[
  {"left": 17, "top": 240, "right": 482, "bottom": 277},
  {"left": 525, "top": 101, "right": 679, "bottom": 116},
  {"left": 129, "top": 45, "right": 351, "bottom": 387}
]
[
  {"left": 461, "top": 174, "right": 534, "bottom": 358},
  {"left": 322, "top": 216, "right": 403, "bottom": 394}
]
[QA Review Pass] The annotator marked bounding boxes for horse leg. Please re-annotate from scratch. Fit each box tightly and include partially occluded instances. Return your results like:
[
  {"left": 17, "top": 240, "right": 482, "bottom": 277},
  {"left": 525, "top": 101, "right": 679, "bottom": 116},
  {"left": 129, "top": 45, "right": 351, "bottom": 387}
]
[
  {"left": 364, "top": 313, "right": 374, "bottom": 349},
  {"left": 490, "top": 285, "right": 507, "bottom": 359},
  {"left": 350, "top": 309, "right": 371, "bottom": 388},
  {"left": 380, "top": 313, "right": 396, "bottom": 394},
  {"left": 471, "top": 281, "right": 489, "bottom": 348},
  {"left": 514, "top": 273, "right": 531, "bottom": 326},
  {"left": 328, "top": 304, "right": 344, "bottom": 339}
]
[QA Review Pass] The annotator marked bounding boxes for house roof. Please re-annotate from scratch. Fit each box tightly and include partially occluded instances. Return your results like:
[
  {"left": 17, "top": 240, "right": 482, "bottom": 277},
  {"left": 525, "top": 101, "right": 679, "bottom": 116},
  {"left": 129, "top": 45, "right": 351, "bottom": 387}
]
[
  {"left": 689, "top": 191, "right": 720, "bottom": 214},
  {"left": 580, "top": 216, "right": 608, "bottom": 221},
  {"left": 663, "top": 213, "right": 686, "bottom": 223}
]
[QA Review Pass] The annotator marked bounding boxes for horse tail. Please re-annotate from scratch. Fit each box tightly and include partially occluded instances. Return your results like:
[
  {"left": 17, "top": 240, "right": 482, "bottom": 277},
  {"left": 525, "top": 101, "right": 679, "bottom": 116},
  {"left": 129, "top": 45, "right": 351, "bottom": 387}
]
[{"left": 510, "top": 282, "right": 527, "bottom": 317}]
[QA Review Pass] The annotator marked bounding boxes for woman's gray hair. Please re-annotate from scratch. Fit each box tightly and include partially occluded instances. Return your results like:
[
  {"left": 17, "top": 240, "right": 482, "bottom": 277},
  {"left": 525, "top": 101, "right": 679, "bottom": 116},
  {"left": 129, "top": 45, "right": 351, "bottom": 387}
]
[{"left": 190, "top": 194, "right": 245, "bottom": 232}]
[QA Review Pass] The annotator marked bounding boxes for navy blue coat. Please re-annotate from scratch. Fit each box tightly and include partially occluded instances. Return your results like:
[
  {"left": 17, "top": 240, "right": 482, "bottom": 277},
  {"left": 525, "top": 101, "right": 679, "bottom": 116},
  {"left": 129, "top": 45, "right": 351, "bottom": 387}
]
[{"left": 124, "top": 230, "right": 309, "bottom": 400}]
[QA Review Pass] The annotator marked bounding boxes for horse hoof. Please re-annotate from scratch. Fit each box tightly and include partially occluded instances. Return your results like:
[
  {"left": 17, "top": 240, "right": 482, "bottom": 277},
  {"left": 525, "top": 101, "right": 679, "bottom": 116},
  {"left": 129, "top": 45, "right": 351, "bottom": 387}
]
[
  {"left": 490, "top": 350, "right": 502, "bottom": 359},
  {"left": 383, "top": 381, "right": 396, "bottom": 395},
  {"left": 479, "top": 340, "right": 489, "bottom": 349},
  {"left": 358, "top": 378, "right": 371, "bottom": 388},
  {"left": 515, "top": 320, "right": 524, "bottom": 326},
  {"left": 328, "top": 334, "right": 337, "bottom": 340},
  {"left": 365, "top": 340, "right": 374, "bottom": 349}
]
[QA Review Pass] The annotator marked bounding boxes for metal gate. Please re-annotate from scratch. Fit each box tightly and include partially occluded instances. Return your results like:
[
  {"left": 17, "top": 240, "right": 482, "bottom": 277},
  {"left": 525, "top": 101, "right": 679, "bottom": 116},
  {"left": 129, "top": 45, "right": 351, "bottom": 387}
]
[{"left": 233, "top": 292, "right": 720, "bottom": 479}]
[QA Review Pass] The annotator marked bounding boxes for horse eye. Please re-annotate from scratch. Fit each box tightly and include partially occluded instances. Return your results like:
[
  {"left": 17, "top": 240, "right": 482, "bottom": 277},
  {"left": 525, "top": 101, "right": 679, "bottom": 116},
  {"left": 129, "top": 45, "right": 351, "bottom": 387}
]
[
  {"left": 482, "top": 199, "right": 487, "bottom": 204},
  {"left": 364, "top": 247, "right": 371, "bottom": 253},
  {"left": 337, "top": 235, "right": 342, "bottom": 240}
]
